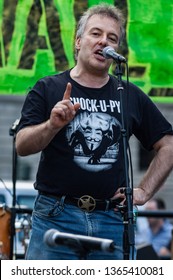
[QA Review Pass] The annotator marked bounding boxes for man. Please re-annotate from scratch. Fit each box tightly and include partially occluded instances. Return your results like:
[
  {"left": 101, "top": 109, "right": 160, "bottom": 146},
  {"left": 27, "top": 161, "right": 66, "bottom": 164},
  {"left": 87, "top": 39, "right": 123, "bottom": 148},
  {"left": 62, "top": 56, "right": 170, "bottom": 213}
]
[
  {"left": 16, "top": 4, "right": 173, "bottom": 259},
  {"left": 145, "top": 198, "right": 173, "bottom": 258}
]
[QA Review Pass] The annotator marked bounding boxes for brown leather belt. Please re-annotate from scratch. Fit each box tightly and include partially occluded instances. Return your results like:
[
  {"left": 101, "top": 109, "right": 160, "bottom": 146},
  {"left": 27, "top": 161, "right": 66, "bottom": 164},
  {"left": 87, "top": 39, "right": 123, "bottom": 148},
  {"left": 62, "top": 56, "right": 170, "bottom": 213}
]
[{"left": 39, "top": 191, "right": 123, "bottom": 212}]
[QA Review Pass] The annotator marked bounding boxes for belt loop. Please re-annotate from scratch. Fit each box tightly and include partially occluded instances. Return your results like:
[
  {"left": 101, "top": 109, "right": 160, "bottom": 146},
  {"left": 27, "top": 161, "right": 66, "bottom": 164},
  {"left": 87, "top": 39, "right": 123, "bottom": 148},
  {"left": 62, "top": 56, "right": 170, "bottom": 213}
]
[
  {"left": 58, "top": 195, "right": 66, "bottom": 209},
  {"left": 105, "top": 200, "right": 110, "bottom": 212}
]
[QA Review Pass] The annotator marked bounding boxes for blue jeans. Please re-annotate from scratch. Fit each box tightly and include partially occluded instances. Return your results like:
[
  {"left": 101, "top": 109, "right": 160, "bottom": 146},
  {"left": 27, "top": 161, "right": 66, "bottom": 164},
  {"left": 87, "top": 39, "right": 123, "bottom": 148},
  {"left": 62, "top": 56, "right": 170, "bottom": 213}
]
[{"left": 26, "top": 194, "right": 135, "bottom": 260}]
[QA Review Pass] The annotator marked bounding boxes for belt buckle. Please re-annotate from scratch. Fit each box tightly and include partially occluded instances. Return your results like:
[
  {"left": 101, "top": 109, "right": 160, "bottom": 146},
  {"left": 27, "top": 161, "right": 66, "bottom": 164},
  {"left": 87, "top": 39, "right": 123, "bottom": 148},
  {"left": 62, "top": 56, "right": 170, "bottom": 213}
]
[{"left": 77, "top": 195, "right": 96, "bottom": 212}]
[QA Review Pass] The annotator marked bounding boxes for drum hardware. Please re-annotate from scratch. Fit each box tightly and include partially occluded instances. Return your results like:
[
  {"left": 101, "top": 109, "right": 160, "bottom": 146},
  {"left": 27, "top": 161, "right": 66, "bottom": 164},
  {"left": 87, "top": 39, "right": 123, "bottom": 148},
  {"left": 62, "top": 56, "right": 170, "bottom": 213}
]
[
  {"left": 8, "top": 119, "right": 34, "bottom": 259},
  {"left": 0, "top": 241, "right": 9, "bottom": 260},
  {"left": 15, "top": 214, "right": 31, "bottom": 231},
  {"left": 15, "top": 214, "right": 32, "bottom": 255},
  {"left": 0, "top": 204, "right": 11, "bottom": 259}
]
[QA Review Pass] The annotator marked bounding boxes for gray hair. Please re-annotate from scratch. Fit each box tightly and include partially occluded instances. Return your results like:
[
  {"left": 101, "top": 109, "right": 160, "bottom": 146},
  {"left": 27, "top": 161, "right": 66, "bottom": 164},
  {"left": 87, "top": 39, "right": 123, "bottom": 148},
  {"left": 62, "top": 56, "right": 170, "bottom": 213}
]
[{"left": 76, "top": 3, "right": 125, "bottom": 44}]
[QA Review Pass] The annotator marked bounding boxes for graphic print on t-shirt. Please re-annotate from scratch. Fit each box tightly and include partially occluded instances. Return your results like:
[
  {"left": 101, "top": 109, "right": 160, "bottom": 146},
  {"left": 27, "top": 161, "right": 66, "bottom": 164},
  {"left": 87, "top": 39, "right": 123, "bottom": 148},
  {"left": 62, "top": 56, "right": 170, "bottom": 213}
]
[{"left": 66, "top": 111, "right": 121, "bottom": 171}]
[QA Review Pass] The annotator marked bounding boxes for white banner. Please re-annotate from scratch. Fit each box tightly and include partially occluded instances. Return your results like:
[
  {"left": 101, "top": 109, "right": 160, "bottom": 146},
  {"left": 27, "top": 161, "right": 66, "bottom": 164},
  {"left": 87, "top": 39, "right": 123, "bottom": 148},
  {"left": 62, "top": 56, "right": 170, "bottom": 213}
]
[{"left": 1, "top": 260, "right": 172, "bottom": 280}]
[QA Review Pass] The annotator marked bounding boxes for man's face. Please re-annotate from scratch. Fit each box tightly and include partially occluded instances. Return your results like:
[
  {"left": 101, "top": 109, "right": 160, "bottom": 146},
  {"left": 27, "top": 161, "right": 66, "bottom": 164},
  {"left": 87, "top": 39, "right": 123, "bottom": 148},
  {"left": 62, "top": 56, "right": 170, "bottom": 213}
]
[{"left": 76, "top": 14, "right": 121, "bottom": 73}]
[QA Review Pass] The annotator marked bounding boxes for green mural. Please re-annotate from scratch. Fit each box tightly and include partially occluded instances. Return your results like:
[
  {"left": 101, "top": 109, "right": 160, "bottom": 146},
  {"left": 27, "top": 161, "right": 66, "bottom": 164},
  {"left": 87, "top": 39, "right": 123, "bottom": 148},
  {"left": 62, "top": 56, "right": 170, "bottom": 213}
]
[
  {"left": 0, "top": 0, "right": 173, "bottom": 102},
  {"left": 127, "top": 0, "right": 173, "bottom": 102}
]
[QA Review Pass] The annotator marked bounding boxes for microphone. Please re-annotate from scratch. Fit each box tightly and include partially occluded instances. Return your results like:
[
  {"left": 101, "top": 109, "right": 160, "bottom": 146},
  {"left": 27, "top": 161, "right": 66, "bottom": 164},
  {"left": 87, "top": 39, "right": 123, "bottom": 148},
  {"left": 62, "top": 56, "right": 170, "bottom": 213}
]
[
  {"left": 102, "top": 46, "right": 126, "bottom": 63},
  {"left": 44, "top": 229, "right": 115, "bottom": 252}
]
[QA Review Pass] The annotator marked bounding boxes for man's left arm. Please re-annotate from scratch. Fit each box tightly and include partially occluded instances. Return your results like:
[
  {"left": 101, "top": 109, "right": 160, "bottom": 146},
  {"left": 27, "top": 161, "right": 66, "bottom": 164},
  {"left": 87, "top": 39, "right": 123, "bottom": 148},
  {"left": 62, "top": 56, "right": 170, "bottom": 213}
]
[{"left": 133, "top": 134, "right": 173, "bottom": 205}]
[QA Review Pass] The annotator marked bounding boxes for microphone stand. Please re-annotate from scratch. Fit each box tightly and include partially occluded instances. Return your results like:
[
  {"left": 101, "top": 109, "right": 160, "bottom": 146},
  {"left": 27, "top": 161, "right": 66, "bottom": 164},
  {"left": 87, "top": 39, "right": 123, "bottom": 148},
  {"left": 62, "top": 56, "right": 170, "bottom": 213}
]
[
  {"left": 9, "top": 119, "right": 20, "bottom": 259},
  {"left": 115, "top": 62, "right": 135, "bottom": 260}
]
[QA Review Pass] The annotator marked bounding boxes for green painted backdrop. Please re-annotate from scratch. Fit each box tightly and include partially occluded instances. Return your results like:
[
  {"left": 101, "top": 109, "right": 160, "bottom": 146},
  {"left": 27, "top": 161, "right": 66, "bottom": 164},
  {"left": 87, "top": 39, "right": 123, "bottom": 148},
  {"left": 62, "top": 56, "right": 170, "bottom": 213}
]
[{"left": 0, "top": 0, "right": 173, "bottom": 102}]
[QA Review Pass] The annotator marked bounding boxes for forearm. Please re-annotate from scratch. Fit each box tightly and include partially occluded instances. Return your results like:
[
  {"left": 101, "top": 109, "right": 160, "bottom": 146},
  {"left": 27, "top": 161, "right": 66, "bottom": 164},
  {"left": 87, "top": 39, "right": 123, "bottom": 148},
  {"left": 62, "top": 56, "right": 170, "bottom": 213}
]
[
  {"left": 134, "top": 135, "right": 173, "bottom": 205},
  {"left": 16, "top": 83, "right": 80, "bottom": 156},
  {"left": 138, "top": 148, "right": 172, "bottom": 200},
  {"left": 16, "top": 120, "right": 60, "bottom": 156}
]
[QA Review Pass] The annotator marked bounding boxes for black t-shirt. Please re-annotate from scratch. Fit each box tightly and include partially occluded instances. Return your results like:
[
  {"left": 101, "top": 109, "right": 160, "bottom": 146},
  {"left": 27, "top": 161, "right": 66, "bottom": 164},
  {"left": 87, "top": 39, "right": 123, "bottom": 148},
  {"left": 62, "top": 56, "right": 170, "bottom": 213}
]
[{"left": 17, "top": 70, "right": 173, "bottom": 198}]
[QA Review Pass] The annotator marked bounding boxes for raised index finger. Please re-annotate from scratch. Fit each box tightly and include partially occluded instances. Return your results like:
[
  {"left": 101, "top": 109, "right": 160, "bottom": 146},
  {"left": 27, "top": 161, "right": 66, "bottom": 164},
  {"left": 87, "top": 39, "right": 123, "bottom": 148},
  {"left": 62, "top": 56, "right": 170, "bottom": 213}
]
[{"left": 63, "top": 82, "right": 72, "bottom": 100}]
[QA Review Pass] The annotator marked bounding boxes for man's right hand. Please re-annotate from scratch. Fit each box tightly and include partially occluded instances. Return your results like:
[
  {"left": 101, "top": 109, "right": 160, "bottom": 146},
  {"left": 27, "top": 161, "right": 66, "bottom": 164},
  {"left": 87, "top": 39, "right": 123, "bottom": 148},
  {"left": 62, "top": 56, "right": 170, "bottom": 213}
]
[{"left": 48, "top": 82, "right": 80, "bottom": 132}]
